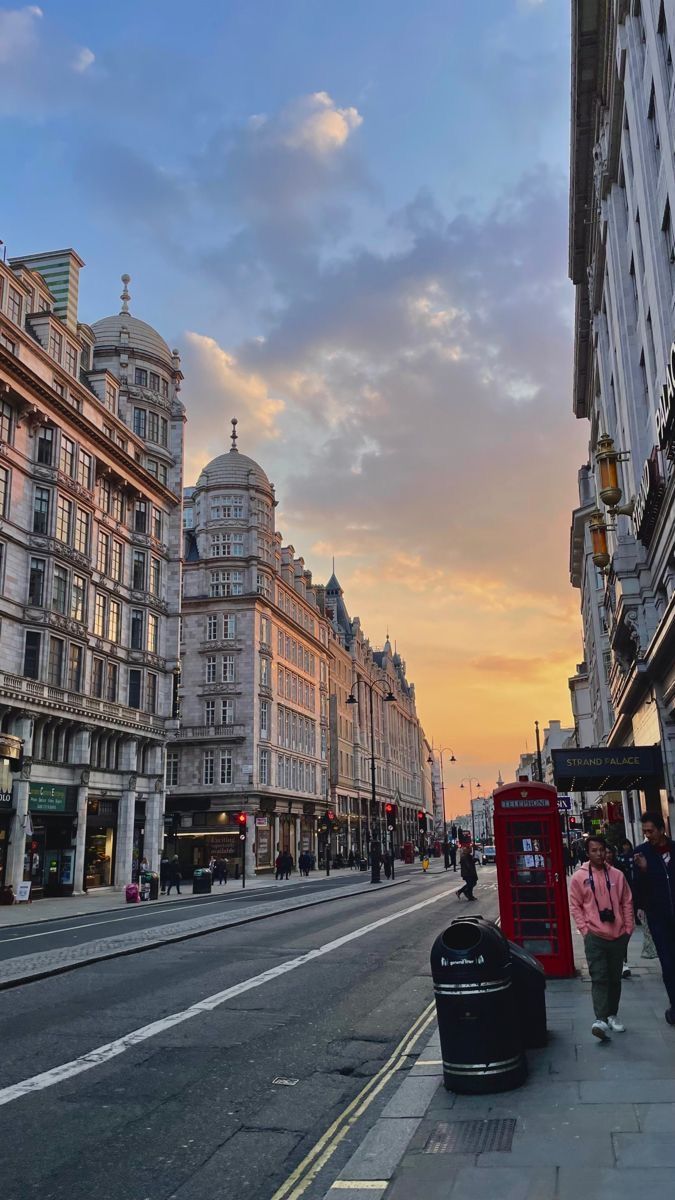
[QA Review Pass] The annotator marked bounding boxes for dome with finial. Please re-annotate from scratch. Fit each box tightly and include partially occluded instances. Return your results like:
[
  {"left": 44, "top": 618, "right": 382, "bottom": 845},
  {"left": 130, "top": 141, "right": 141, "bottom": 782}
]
[
  {"left": 196, "top": 417, "right": 273, "bottom": 492},
  {"left": 91, "top": 274, "right": 175, "bottom": 368}
]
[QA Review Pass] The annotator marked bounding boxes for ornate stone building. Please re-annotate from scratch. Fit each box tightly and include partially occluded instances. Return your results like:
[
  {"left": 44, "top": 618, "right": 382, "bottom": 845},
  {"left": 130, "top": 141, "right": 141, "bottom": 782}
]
[{"left": 0, "top": 252, "right": 184, "bottom": 898}]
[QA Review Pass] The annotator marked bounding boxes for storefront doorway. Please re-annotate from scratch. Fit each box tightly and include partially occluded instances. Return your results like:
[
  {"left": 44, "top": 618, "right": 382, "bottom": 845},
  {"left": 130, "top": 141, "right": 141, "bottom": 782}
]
[
  {"left": 85, "top": 797, "right": 118, "bottom": 889},
  {"left": 26, "top": 783, "right": 77, "bottom": 898}
]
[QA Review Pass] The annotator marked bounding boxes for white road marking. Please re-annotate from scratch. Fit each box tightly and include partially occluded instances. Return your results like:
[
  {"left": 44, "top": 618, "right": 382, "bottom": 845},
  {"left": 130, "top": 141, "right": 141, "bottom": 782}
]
[{"left": 0, "top": 886, "right": 457, "bottom": 1108}]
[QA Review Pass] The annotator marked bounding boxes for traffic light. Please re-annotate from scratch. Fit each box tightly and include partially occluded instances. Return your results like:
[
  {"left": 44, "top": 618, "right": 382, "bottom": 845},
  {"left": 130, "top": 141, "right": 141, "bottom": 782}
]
[
  {"left": 236, "top": 811, "right": 247, "bottom": 840},
  {"left": 326, "top": 809, "right": 335, "bottom": 832},
  {"left": 569, "top": 816, "right": 578, "bottom": 827},
  {"left": 385, "top": 802, "right": 398, "bottom": 831},
  {"left": 417, "top": 810, "right": 427, "bottom": 833}
]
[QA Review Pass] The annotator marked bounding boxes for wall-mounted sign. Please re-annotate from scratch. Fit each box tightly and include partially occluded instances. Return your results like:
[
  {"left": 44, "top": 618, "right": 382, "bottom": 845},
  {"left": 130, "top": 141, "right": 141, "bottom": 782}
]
[
  {"left": 632, "top": 447, "right": 666, "bottom": 546},
  {"left": 29, "top": 784, "right": 74, "bottom": 813},
  {"left": 552, "top": 744, "right": 663, "bottom": 790},
  {"left": 656, "top": 342, "right": 675, "bottom": 456}
]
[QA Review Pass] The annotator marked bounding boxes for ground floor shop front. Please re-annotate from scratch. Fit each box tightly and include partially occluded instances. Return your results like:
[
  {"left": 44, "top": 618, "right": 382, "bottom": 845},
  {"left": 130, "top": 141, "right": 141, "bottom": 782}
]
[{"left": 165, "top": 796, "right": 323, "bottom": 877}]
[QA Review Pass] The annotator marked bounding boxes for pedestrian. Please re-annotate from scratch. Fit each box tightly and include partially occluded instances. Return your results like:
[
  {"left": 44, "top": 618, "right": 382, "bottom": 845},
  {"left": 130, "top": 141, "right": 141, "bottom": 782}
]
[
  {"left": 383, "top": 850, "right": 392, "bottom": 880},
  {"left": 633, "top": 810, "right": 675, "bottom": 1025},
  {"left": 213, "top": 858, "right": 227, "bottom": 885},
  {"left": 159, "top": 854, "right": 169, "bottom": 895},
  {"left": 139, "top": 855, "right": 149, "bottom": 876},
  {"left": 283, "top": 851, "right": 293, "bottom": 880},
  {"left": 348, "top": 849, "right": 355, "bottom": 870},
  {"left": 449, "top": 842, "right": 457, "bottom": 871},
  {"left": 569, "top": 833, "right": 634, "bottom": 1041},
  {"left": 456, "top": 845, "right": 478, "bottom": 900},
  {"left": 573, "top": 835, "right": 589, "bottom": 865},
  {"left": 563, "top": 842, "right": 572, "bottom": 877},
  {"left": 275, "top": 852, "right": 284, "bottom": 881},
  {"left": 166, "top": 855, "right": 182, "bottom": 896}
]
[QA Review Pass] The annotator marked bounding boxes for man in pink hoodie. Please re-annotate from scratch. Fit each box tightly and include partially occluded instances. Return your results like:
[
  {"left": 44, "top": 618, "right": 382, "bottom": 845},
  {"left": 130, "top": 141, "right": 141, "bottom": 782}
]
[{"left": 569, "top": 834, "right": 635, "bottom": 1041}]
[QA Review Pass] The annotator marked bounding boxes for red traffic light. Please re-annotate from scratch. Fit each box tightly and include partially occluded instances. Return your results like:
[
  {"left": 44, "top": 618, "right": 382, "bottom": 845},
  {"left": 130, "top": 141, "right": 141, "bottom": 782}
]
[
  {"left": 417, "top": 810, "right": 424, "bottom": 820},
  {"left": 236, "top": 811, "right": 247, "bottom": 825},
  {"left": 327, "top": 809, "right": 335, "bottom": 822},
  {"left": 385, "top": 803, "right": 394, "bottom": 814}
]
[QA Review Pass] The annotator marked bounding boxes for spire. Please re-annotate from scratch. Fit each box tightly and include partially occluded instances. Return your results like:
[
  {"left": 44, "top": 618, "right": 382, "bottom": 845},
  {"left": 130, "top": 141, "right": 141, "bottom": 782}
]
[
  {"left": 120, "top": 273, "right": 131, "bottom": 314},
  {"left": 230, "top": 417, "right": 239, "bottom": 452}
]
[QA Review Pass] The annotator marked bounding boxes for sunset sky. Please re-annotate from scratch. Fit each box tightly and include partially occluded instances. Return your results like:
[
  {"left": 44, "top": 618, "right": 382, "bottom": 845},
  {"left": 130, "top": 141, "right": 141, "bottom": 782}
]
[{"left": 1, "top": 1, "right": 588, "bottom": 814}]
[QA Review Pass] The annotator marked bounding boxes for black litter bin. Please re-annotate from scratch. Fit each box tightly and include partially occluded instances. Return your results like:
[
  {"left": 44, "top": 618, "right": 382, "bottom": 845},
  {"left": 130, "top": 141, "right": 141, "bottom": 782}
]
[
  {"left": 141, "top": 871, "right": 159, "bottom": 900},
  {"left": 192, "top": 868, "right": 212, "bottom": 895},
  {"left": 430, "top": 917, "right": 527, "bottom": 1094},
  {"left": 508, "top": 940, "right": 547, "bottom": 1049}
]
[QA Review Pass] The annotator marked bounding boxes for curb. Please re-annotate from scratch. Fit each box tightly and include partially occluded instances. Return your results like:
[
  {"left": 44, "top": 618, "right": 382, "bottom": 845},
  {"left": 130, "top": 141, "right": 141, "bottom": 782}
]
[{"left": 0, "top": 877, "right": 410, "bottom": 991}]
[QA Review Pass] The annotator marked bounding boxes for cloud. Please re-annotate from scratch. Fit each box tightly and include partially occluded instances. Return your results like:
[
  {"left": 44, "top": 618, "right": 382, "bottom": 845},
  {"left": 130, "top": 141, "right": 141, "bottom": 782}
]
[
  {"left": 72, "top": 46, "right": 95, "bottom": 73},
  {"left": 0, "top": 5, "right": 42, "bottom": 65},
  {"left": 181, "top": 332, "right": 285, "bottom": 480},
  {"left": 0, "top": 4, "right": 96, "bottom": 114},
  {"left": 278, "top": 91, "right": 363, "bottom": 155}
]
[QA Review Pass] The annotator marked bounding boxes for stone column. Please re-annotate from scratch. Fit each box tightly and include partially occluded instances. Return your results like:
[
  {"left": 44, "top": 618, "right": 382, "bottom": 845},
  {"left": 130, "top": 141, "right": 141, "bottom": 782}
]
[
  {"left": 7, "top": 712, "right": 35, "bottom": 894},
  {"left": 244, "top": 813, "right": 256, "bottom": 879},
  {"left": 117, "top": 781, "right": 137, "bottom": 889},
  {"left": 146, "top": 780, "right": 164, "bottom": 872},
  {"left": 73, "top": 783, "right": 88, "bottom": 895}
]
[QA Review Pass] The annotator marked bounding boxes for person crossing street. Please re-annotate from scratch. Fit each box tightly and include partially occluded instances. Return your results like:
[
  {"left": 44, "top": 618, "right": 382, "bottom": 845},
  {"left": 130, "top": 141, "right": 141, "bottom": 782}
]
[{"left": 569, "top": 834, "right": 634, "bottom": 1042}]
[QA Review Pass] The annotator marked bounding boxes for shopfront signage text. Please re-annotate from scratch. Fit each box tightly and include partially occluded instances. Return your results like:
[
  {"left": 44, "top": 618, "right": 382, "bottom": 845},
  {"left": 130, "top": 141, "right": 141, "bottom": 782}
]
[
  {"left": 29, "top": 784, "right": 70, "bottom": 813},
  {"left": 552, "top": 745, "right": 662, "bottom": 788},
  {"left": 0, "top": 789, "right": 12, "bottom": 809},
  {"left": 632, "top": 449, "right": 666, "bottom": 546},
  {"left": 501, "top": 799, "right": 549, "bottom": 808},
  {"left": 656, "top": 342, "right": 675, "bottom": 454}
]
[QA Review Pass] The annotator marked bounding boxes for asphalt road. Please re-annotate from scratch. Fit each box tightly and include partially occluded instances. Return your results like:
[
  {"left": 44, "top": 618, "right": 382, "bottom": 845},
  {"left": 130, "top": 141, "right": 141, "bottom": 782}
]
[
  {"left": 0, "top": 873, "right": 386, "bottom": 963},
  {"left": 0, "top": 866, "right": 499, "bottom": 1200}
]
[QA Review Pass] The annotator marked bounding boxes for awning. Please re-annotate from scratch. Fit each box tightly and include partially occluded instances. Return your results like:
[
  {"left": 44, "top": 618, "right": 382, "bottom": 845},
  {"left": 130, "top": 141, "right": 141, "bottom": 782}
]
[{"left": 551, "top": 744, "right": 663, "bottom": 792}]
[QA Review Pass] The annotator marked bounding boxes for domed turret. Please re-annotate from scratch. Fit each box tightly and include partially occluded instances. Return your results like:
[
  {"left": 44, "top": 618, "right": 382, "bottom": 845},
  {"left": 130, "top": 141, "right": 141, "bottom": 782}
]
[
  {"left": 91, "top": 274, "right": 176, "bottom": 370},
  {"left": 196, "top": 418, "right": 273, "bottom": 495}
]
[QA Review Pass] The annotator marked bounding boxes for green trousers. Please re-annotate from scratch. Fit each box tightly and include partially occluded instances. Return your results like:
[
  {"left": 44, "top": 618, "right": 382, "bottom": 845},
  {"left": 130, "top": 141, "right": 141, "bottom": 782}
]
[{"left": 584, "top": 932, "right": 629, "bottom": 1020}]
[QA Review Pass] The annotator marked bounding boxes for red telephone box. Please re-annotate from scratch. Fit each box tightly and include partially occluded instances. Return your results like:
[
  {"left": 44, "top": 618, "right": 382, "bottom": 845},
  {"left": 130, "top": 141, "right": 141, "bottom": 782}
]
[{"left": 493, "top": 780, "right": 574, "bottom": 978}]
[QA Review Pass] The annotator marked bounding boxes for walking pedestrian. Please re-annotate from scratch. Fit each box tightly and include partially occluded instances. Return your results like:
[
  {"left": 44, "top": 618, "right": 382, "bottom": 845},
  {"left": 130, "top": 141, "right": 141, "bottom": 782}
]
[
  {"left": 283, "top": 850, "right": 293, "bottom": 879},
  {"left": 348, "top": 849, "right": 355, "bottom": 870},
  {"left": 569, "top": 834, "right": 634, "bottom": 1041},
  {"left": 275, "top": 852, "right": 284, "bottom": 881},
  {"left": 633, "top": 811, "right": 675, "bottom": 1025},
  {"left": 563, "top": 842, "right": 572, "bottom": 877},
  {"left": 449, "top": 842, "right": 457, "bottom": 871},
  {"left": 383, "top": 850, "right": 392, "bottom": 880},
  {"left": 166, "top": 855, "right": 182, "bottom": 896},
  {"left": 212, "top": 858, "right": 227, "bottom": 885},
  {"left": 456, "top": 845, "right": 478, "bottom": 900},
  {"left": 159, "top": 854, "right": 169, "bottom": 895}
]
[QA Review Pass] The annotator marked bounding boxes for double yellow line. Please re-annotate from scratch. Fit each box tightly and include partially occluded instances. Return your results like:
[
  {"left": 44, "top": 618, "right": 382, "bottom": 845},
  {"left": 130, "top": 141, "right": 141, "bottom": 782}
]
[{"left": 270, "top": 1000, "right": 437, "bottom": 1200}]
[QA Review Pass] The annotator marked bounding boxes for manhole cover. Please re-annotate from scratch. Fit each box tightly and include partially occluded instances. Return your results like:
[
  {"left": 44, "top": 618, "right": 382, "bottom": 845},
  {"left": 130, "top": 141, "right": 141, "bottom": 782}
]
[{"left": 423, "top": 1118, "right": 516, "bottom": 1154}]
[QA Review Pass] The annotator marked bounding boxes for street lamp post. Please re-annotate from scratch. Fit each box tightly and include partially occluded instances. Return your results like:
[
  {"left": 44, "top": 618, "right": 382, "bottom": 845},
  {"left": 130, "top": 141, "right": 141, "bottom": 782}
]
[
  {"left": 427, "top": 746, "right": 457, "bottom": 840},
  {"left": 347, "top": 675, "right": 395, "bottom": 884},
  {"left": 460, "top": 777, "right": 481, "bottom": 845}
]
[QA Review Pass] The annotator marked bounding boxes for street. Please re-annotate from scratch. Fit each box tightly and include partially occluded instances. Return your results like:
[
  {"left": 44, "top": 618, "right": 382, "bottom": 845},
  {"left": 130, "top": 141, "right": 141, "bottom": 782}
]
[{"left": 0, "top": 867, "right": 498, "bottom": 1200}]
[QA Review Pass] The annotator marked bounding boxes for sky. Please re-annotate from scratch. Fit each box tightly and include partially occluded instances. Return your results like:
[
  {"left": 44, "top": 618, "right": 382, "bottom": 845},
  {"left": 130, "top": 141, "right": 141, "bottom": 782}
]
[{"left": 0, "top": 0, "right": 588, "bottom": 815}]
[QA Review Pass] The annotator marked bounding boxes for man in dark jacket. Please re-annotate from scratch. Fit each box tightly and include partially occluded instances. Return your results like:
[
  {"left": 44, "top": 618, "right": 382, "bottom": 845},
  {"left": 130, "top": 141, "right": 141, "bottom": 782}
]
[
  {"left": 634, "top": 811, "right": 675, "bottom": 1023},
  {"left": 456, "top": 846, "right": 478, "bottom": 900}
]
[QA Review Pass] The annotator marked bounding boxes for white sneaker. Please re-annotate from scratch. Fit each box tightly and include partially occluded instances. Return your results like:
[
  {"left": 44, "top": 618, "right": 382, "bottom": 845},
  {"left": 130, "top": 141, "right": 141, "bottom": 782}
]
[
  {"left": 607, "top": 1015, "right": 626, "bottom": 1032},
  {"left": 592, "top": 1019, "right": 611, "bottom": 1041},
  {"left": 622, "top": 964, "right": 631, "bottom": 978}
]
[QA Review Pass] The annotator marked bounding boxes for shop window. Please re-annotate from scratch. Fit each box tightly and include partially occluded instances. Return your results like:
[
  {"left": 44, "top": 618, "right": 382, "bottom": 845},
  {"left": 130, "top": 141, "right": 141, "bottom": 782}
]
[{"left": 85, "top": 826, "right": 115, "bottom": 888}]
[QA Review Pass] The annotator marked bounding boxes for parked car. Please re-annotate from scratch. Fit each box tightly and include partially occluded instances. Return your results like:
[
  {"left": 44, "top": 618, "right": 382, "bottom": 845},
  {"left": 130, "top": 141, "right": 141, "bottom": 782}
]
[{"left": 481, "top": 844, "right": 496, "bottom": 864}]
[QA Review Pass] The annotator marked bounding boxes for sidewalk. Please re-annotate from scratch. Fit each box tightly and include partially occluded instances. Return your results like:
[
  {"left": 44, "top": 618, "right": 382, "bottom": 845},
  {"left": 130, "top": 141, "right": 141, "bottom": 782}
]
[{"left": 325, "top": 927, "right": 675, "bottom": 1199}]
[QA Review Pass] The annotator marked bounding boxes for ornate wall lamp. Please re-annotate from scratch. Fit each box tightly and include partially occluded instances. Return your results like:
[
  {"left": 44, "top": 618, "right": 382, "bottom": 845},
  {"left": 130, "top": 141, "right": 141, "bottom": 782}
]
[{"left": 595, "top": 433, "right": 634, "bottom": 518}]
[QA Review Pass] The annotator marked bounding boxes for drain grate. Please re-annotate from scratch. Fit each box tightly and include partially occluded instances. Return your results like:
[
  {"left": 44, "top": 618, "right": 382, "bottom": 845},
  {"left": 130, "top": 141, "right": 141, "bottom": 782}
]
[{"left": 423, "top": 1118, "right": 516, "bottom": 1155}]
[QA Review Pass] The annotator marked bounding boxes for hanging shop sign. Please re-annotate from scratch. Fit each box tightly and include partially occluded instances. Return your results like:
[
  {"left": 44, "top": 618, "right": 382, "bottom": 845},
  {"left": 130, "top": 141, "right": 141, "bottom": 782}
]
[
  {"left": 656, "top": 342, "right": 675, "bottom": 457},
  {"left": 632, "top": 447, "right": 666, "bottom": 546}
]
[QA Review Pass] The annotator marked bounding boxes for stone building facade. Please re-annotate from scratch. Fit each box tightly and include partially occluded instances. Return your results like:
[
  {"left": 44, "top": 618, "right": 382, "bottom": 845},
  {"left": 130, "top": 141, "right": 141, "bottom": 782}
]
[
  {"left": 0, "top": 252, "right": 184, "bottom": 898},
  {"left": 568, "top": 0, "right": 675, "bottom": 836},
  {"left": 169, "top": 432, "right": 433, "bottom": 874}
]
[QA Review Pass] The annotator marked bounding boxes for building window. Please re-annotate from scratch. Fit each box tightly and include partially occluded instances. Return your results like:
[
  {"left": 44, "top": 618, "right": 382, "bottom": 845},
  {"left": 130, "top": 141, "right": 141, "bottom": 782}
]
[
  {"left": 59, "top": 435, "right": 75, "bottom": 478},
  {"left": 49, "top": 328, "right": 63, "bottom": 362},
  {"left": 135, "top": 501, "right": 147, "bottom": 533},
  {"left": 64, "top": 344, "right": 78, "bottom": 377},
  {"left": 152, "top": 507, "right": 162, "bottom": 540},
  {"left": 105, "top": 381, "right": 117, "bottom": 412},
  {"left": 108, "top": 599, "right": 121, "bottom": 644},
  {"left": 132, "top": 550, "right": 146, "bottom": 591},
  {"left": 68, "top": 644, "right": 83, "bottom": 692},
  {"left": 23, "top": 631, "right": 41, "bottom": 679},
  {"left": 256, "top": 573, "right": 272, "bottom": 598},
  {"left": 128, "top": 668, "right": 142, "bottom": 709},
  {"left": 111, "top": 489, "right": 124, "bottom": 522},
  {"left": 52, "top": 563, "right": 68, "bottom": 614},
  {"left": 71, "top": 573, "right": 86, "bottom": 621},
  {"left": 135, "top": 368, "right": 148, "bottom": 387},
  {"left": 33, "top": 486, "right": 49, "bottom": 533},
  {"left": 36, "top": 425, "right": 53, "bottom": 464},
  {"left": 260, "top": 700, "right": 269, "bottom": 739},
  {"left": 0, "top": 399, "right": 13, "bottom": 443},
  {"left": 204, "top": 699, "right": 216, "bottom": 726},
  {"left": 97, "top": 531, "right": 109, "bottom": 574},
  {"left": 28, "top": 557, "right": 46, "bottom": 606},
  {"left": 130, "top": 608, "right": 144, "bottom": 650},
  {"left": 92, "top": 657, "right": 104, "bottom": 698},
  {"left": 106, "top": 662, "right": 118, "bottom": 702},
  {"left": 47, "top": 636, "right": 64, "bottom": 686},
  {"left": 77, "top": 450, "right": 92, "bottom": 490},
  {"left": 166, "top": 752, "right": 179, "bottom": 787},
  {"left": 94, "top": 592, "right": 107, "bottom": 638},
  {"left": 7, "top": 286, "right": 22, "bottom": 325},
  {"left": 149, "top": 372, "right": 160, "bottom": 393},
  {"left": 147, "top": 411, "right": 159, "bottom": 443},
  {"left": 56, "top": 496, "right": 72, "bottom": 543},
  {"left": 260, "top": 615, "right": 270, "bottom": 645},
  {"left": 206, "top": 656, "right": 216, "bottom": 683},
  {"left": 209, "top": 570, "right": 243, "bottom": 597},
  {"left": 222, "top": 655, "right": 235, "bottom": 683},
  {"left": 148, "top": 612, "right": 159, "bottom": 653},
  {"left": 224, "top": 614, "right": 236, "bottom": 639},
  {"left": 222, "top": 699, "right": 234, "bottom": 725},
  {"left": 160, "top": 417, "right": 168, "bottom": 446},
  {"left": 207, "top": 615, "right": 218, "bottom": 640},
  {"left": 133, "top": 408, "right": 146, "bottom": 438},
  {"left": 203, "top": 751, "right": 215, "bottom": 786},
  {"left": 220, "top": 752, "right": 233, "bottom": 784},
  {"left": 146, "top": 673, "right": 157, "bottom": 714},
  {"left": 260, "top": 656, "right": 270, "bottom": 688},
  {"left": 74, "top": 508, "right": 90, "bottom": 554},
  {"left": 111, "top": 540, "right": 123, "bottom": 582},
  {"left": 149, "top": 558, "right": 161, "bottom": 596}
]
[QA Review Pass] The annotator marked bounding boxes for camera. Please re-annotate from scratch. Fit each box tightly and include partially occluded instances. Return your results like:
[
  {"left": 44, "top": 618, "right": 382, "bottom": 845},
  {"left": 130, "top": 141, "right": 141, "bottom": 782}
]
[{"left": 599, "top": 908, "right": 615, "bottom": 923}]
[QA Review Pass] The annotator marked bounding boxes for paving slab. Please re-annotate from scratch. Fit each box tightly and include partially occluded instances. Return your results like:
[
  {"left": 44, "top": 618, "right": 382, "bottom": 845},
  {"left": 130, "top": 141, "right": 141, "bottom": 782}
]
[
  {"left": 635, "top": 1102, "right": 675, "bottom": 1132},
  {"left": 447, "top": 1166, "right": 557, "bottom": 1200},
  {"left": 557, "top": 1168, "right": 675, "bottom": 1199},
  {"left": 381, "top": 1074, "right": 442, "bottom": 1118},
  {"left": 613, "top": 1132, "right": 675, "bottom": 1167},
  {"left": 338, "top": 1118, "right": 421, "bottom": 1181}
]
